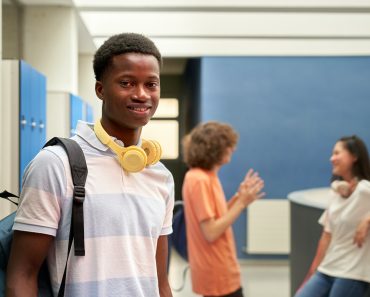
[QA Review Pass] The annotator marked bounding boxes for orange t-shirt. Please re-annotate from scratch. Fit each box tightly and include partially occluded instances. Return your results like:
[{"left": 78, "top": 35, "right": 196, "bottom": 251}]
[{"left": 182, "top": 168, "right": 241, "bottom": 296}]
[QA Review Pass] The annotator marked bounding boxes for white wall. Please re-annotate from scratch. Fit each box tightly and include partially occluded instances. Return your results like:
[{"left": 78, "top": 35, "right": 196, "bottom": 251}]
[
  {"left": 78, "top": 53, "right": 101, "bottom": 122},
  {"left": 46, "top": 92, "right": 71, "bottom": 140},
  {"left": 0, "top": 61, "right": 19, "bottom": 219},
  {"left": 2, "top": 3, "right": 20, "bottom": 59},
  {"left": 22, "top": 6, "right": 78, "bottom": 93},
  {"left": 21, "top": 6, "right": 80, "bottom": 138}
]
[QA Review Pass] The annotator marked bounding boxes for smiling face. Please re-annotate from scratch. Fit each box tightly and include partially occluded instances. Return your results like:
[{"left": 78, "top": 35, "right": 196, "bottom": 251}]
[
  {"left": 330, "top": 141, "right": 357, "bottom": 179},
  {"left": 95, "top": 52, "right": 160, "bottom": 140}
]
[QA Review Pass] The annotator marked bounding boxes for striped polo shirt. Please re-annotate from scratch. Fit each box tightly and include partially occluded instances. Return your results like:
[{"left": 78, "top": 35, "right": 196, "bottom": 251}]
[{"left": 14, "top": 121, "right": 174, "bottom": 297}]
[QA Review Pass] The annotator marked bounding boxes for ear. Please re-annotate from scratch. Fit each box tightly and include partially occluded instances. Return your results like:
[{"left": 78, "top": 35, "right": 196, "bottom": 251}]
[{"left": 95, "top": 81, "right": 104, "bottom": 100}]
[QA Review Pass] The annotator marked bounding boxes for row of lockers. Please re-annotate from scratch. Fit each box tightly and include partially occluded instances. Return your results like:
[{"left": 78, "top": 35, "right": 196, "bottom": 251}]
[{"left": 1, "top": 60, "right": 94, "bottom": 192}]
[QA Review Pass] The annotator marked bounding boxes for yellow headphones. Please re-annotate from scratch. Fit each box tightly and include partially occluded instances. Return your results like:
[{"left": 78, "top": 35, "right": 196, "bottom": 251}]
[{"left": 94, "top": 120, "right": 162, "bottom": 172}]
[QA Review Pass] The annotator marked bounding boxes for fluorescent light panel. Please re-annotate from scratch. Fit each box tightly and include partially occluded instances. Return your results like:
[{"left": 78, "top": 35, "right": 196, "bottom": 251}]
[
  {"left": 80, "top": 11, "right": 370, "bottom": 37},
  {"left": 74, "top": 0, "right": 370, "bottom": 8}
]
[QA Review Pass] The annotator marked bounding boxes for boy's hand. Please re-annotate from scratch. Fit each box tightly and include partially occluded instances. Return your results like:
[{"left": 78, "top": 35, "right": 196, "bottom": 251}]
[{"left": 237, "top": 169, "right": 265, "bottom": 207}]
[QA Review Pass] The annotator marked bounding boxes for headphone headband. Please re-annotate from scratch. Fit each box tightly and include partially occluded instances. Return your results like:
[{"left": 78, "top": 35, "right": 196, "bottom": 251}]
[{"left": 94, "top": 120, "right": 162, "bottom": 172}]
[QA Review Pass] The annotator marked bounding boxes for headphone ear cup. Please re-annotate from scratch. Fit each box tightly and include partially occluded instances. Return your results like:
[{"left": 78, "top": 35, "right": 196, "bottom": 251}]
[
  {"left": 142, "top": 140, "right": 157, "bottom": 165},
  {"left": 150, "top": 140, "right": 162, "bottom": 164},
  {"left": 119, "top": 146, "right": 147, "bottom": 173}
]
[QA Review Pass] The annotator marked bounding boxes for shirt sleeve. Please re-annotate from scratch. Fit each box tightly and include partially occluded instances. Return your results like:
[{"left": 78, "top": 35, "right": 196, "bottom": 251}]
[
  {"left": 318, "top": 210, "right": 331, "bottom": 233},
  {"left": 187, "top": 177, "right": 216, "bottom": 223},
  {"left": 160, "top": 173, "right": 175, "bottom": 236},
  {"left": 13, "top": 148, "right": 67, "bottom": 236}
]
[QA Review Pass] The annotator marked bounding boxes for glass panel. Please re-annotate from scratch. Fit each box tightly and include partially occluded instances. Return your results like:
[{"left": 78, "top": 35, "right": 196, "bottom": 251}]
[
  {"left": 153, "top": 98, "right": 179, "bottom": 118},
  {"left": 141, "top": 120, "right": 179, "bottom": 159}
]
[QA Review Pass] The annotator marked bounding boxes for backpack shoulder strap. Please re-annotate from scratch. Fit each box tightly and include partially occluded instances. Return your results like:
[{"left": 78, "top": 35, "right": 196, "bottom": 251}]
[
  {"left": 0, "top": 191, "right": 19, "bottom": 206},
  {"left": 43, "top": 137, "right": 87, "bottom": 256},
  {"left": 43, "top": 137, "right": 88, "bottom": 297}
]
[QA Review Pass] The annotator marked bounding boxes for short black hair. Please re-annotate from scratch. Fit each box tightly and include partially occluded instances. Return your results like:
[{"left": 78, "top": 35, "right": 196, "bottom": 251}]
[{"left": 93, "top": 33, "right": 162, "bottom": 81}]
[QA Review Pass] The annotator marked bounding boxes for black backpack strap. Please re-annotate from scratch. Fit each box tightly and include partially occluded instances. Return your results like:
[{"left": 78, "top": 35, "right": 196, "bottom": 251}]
[
  {"left": 0, "top": 190, "right": 19, "bottom": 206},
  {"left": 43, "top": 137, "right": 88, "bottom": 297}
]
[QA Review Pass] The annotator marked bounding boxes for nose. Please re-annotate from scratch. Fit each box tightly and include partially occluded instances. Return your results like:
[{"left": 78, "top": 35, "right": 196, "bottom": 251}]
[{"left": 132, "top": 85, "right": 150, "bottom": 101}]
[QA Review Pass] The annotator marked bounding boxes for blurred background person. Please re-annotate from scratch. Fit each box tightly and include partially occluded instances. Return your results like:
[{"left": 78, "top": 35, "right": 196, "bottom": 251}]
[
  {"left": 182, "top": 121, "right": 264, "bottom": 297},
  {"left": 296, "top": 135, "right": 370, "bottom": 297}
]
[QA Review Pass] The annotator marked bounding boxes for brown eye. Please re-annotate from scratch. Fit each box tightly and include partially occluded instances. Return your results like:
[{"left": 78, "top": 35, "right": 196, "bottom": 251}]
[
  {"left": 120, "top": 81, "right": 132, "bottom": 87},
  {"left": 146, "top": 82, "right": 159, "bottom": 89}
]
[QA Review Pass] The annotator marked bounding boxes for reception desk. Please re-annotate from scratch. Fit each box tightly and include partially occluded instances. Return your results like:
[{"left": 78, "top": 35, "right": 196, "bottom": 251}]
[
  {"left": 288, "top": 188, "right": 370, "bottom": 297},
  {"left": 288, "top": 188, "right": 330, "bottom": 296}
]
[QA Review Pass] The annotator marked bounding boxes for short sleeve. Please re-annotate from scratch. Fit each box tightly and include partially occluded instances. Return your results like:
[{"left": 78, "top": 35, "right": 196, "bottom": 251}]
[
  {"left": 13, "top": 148, "right": 67, "bottom": 236},
  {"left": 187, "top": 177, "right": 216, "bottom": 223},
  {"left": 160, "top": 174, "right": 175, "bottom": 236},
  {"left": 318, "top": 210, "right": 331, "bottom": 233}
]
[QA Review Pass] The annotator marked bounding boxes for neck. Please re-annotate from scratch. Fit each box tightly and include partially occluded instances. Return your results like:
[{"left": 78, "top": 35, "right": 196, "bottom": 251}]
[
  {"left": 342, "top": 173, "right": 356, "bottom": 183},
  {"left": 101, "top": 118, "right": 141, "bottom": 146},
  {"left": 212, "top": 164, "right": 221, "bottom": 174}
]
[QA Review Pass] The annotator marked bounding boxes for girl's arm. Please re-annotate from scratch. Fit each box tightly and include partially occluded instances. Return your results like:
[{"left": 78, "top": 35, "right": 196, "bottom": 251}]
[
  {"left": 298, "top": 230, "right": 331, "bottom": 290},
  {"left": 353, "top": 214, "right": 370, "bottom": 248}
]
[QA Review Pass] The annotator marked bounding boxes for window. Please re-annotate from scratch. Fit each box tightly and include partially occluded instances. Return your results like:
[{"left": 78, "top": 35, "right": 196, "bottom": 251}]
[{"left": 141, "top": 98, "right": 179, "bottom": 159}]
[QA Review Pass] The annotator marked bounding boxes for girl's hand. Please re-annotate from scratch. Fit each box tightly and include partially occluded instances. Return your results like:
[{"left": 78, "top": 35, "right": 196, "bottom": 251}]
[{"left": 353, "top": 215, "right": 370, "bottom": 248}]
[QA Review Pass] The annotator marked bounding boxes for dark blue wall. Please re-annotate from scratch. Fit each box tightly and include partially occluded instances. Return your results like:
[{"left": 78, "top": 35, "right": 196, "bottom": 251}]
[{"left": 199, "top": 56, "right": 370, "bottom": 258}]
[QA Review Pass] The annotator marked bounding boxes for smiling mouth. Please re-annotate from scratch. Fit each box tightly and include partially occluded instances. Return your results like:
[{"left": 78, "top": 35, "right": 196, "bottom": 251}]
[{"left": 128, "top": 106, "right": 151, "bottom": 112}]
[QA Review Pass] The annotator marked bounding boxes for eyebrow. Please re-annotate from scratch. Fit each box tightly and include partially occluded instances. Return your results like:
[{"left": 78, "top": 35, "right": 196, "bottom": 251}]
[{"left": 119, "top": 74, "right": 159, "bottom": 80}]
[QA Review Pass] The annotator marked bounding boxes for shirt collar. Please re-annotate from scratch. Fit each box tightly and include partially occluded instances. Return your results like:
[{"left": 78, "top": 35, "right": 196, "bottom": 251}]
[{"left": 75, "top": 120, "right": 142, "bottom": 151}]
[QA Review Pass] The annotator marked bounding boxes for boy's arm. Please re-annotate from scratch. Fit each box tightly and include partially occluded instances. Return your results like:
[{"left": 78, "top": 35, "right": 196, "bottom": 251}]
[
  {"left": 156, "top": 235, "right": 173, "bottom": 297},
  {"left": 6, "top": 231, "right": 53, "bottom": 297}
]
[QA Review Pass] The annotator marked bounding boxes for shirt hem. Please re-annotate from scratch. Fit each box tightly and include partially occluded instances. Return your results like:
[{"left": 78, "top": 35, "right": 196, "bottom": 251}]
[
  {"left": 13, "top": 222, "right": 57, "bottom": 236},
  {"left": 318, "top": 267, "right": 370, "bottom": 283}
]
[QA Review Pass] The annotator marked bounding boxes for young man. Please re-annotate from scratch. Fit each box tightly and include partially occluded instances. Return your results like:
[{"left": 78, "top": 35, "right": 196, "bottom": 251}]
[{"left": 6, "top": 33, "right": 174, "bottom": 297}]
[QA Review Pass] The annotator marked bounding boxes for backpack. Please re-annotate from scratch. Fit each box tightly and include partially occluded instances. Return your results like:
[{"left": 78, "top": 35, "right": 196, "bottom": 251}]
[
  {"left": 168, "top": 200, "right": 189, "bottom": 292},
  {"left": 0, "top": 137, "right": 88, "bottom": 297},
  {"left": 169, "top": 200, "right": 188, "bottom": 261}
]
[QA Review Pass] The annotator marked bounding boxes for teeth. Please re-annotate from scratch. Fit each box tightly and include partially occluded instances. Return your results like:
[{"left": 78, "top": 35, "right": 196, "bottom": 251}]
[{"left": 129, "top": 107, "right": 148, "bottom": 112}]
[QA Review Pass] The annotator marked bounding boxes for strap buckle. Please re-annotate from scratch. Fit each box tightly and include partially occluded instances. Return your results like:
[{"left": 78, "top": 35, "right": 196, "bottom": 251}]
[{"left": 73, "top": 186, "right": 85, "bottom": 204}]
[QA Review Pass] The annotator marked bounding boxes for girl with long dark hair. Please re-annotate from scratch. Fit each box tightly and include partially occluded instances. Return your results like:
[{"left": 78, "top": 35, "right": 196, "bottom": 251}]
[{"left": 296, "top": 135, "right": 370, "bottom": 297}]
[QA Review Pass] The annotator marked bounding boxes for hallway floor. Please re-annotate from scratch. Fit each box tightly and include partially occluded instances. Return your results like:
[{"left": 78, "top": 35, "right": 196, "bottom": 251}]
[{"left": 169, "top": 250, "right": 290, "bottom": 297}]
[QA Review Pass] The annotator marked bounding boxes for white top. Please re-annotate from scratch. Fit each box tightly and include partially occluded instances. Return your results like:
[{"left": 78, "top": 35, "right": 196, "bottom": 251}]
[
  {"left": 14, "top": 121, "right": 175, "bottom": 297},
  {"left": 318, "top": 180, "right": 370, "bottom": 282}
]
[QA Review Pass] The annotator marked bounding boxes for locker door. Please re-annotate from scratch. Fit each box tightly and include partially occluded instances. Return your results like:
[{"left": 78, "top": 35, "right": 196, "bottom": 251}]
[
  {"left": 19, "top": 61, "right": 33, "bottom": 183},
  {"left": 86, "top": 103, "right": 94, "bottom": 123},
  {"left": 35, "top": 69, "right": 47, "bottom": 152},
  {"left": 30, "top": 66, "right": 37, "bottom": 161},
  {"left": 70, "top": 94, "right": 84, "bottom": 136},
  {"left": 19, "top": 61, "right": 47, "bottom": 184}
]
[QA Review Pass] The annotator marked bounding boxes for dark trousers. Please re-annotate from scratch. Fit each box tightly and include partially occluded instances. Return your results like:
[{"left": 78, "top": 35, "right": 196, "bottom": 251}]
[{"left": 204, "top": 287, "right": 244, "bottom": 297}]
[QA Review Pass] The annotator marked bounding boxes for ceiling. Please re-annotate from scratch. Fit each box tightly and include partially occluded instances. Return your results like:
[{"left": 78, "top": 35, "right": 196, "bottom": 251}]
[
  {"left": 14, "top": 0, "right": 370, "bottom": 56},
  {"left": 7, "top": 0, "right": 370, "bottom": 73}
]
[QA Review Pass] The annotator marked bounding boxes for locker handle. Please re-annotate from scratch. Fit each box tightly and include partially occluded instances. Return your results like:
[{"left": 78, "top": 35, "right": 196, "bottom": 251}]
[
  {"left": 20, "top": 116, "right": 27, "bottom": 127},
  {"left": 31, "top": 120, "right": 37, "bottom": 128},
  {"left": 39, "top": 122, "right": 45, "bottom": 130}
]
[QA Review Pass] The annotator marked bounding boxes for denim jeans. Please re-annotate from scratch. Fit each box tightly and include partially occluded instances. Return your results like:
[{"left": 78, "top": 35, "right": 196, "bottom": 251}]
[{"left": 295, "top": 272, "right": 369, "bottom": 297}]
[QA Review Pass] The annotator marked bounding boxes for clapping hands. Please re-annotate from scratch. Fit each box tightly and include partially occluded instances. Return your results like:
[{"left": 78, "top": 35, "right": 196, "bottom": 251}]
[{"left": 236, "top": 169, "right": 265, "bottom": 208}]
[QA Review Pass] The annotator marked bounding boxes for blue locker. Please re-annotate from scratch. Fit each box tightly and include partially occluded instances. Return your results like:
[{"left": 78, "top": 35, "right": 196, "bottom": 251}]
[
  {"left": 85, "top": 103, "right": 94, "bottom": 123},
  {"left": 19, "top": 61, "right": 47, "bottom": 185},
  {"left": 70, "top": 94, "right": 85, "bottom": 136}
]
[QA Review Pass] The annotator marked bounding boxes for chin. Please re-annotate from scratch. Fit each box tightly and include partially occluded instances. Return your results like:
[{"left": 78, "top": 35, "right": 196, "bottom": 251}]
[{"left": 332, "top": 170, "right": 343, "bottom": 178}]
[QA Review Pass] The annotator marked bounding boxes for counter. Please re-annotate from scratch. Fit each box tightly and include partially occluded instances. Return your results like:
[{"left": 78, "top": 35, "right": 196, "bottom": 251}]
[{"left": 288, "top": 188, "right": 329, "bottom": 296}]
